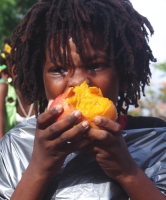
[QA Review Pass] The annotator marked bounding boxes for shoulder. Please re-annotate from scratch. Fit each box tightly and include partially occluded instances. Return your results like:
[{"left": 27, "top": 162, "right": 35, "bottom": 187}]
[
  {"left": 0, "top": 118, "right": 36, "bottom": 199},
  {"left": 0, "top": 82, "right": 8, "bottom": 101},
  {"left": 0, "top": 81, "right": 8, "bottom": 90},
  {"left": 0, "top": 78, "right": 8, "bottom": 89},
  {"left": 124, "top": 115, "right": 166, "bottom": 130}
]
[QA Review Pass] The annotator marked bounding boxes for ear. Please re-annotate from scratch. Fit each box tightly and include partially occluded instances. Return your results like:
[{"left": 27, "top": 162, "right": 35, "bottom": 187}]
[{"left": 11, "top": 64, "right": 17, "bottom": 81}]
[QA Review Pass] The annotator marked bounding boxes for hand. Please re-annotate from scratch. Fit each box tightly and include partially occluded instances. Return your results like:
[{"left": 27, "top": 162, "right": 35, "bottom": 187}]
[
  {"left": 83, "top": 116, "right": 137, "bottom": 182},
  {"left": 29, "top": 105, "right": 92, "bottom": 180}
]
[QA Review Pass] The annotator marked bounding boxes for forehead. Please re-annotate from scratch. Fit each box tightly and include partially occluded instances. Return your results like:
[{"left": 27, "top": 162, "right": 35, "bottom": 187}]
[{"left": 46, "top": 33, "right": 108, "bottom": 65}]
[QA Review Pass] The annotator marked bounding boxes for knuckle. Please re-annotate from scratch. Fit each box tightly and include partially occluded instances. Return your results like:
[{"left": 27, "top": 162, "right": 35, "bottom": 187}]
[
  {"left": 59, "top": 133, "right": 68, "bottom": 143},
  {"left": 45, "top": 144, "right": 52, "bottom": 151},
  {"left": 101, "top": 119, "right": 109, "bottom": 127},
  {"left": 37, "top": 114, "right": 44, "bottom": 124},
  {"left": 37, "top": 134, "right": 45, "bottom": 144},
  {"left": 114, "top": 123, "right": 122, "bottom": 132},
  {"left": 99, "top": 130, "right": 109, "bottom": 140},
  {"left": 49, "top": 125, "right": 58, "bottom": 134},
  {"left": 48, "top": 107, "right": 57, "bottom": 116},
  {"left": 74, "top": 124, "right": 83, "bottom": 132},
  {"left": 37, "top": 135, "right": 52, "bottom": 150},
  {"left": 66, "top": 114, "right": 75, "bottom": 124}
]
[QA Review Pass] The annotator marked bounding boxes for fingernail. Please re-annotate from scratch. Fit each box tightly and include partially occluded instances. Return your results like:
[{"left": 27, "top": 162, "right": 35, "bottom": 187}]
[
  {"left": 48, "top": 99, "right": 54, "bottom": 108},
  {"left": 74, "top": 110, "right": 82, "bottom": 118},
  {"left": 56, "top": 105, "right": 63, "bottom": 112},
  {"left": 94, "top": 117, "right": 101, "bottom": 124},
  {"left": 82, "top": 121, "right": 89, "bottom": 128}
]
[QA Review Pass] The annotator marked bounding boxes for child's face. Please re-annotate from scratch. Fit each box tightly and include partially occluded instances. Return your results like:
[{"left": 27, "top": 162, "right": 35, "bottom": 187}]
[{"left": 43, "top": 37, "right": 119, "bottom": 105}]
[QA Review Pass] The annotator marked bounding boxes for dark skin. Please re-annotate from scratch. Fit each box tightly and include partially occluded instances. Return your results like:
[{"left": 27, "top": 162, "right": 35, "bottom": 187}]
[
  {"left": 0, "top": 70, "right": 9, "bottom": 138},
  {"left": 10, "top": 37, "right": 166, "bottom": 200},
  {"left": 0, "top": 82, "right": 8, "bottom": 138}
]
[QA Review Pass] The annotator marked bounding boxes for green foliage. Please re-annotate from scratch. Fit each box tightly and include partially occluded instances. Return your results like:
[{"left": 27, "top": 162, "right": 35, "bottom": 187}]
[
  {"left": 154, "top": 61, "right": 166, "bottom": 74},
  {"left": 0, "top": 0, "right": 39, "bottom": 47}
]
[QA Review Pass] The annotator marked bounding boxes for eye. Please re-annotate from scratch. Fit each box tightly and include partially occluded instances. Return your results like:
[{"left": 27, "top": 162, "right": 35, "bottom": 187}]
[
  {"left": 50, "top": 67, "right": 68, "bottom": 75},
  {"left": 87, "top": 63, "right": 109, "bottom": 71}
]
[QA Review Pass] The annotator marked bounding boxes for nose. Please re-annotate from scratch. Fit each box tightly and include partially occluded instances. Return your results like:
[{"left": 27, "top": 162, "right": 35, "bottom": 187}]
[{"left": 68, "top": 68, "right": 90, "bottom": 87}]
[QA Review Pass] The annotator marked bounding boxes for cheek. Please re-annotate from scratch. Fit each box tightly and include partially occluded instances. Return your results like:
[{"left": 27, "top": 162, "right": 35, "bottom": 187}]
[
  {"left": 100, "top": 75, "right": 119, "bottom": 104},
  {"left": 43, "top": 75, "right": 67, "bottom": 101}
]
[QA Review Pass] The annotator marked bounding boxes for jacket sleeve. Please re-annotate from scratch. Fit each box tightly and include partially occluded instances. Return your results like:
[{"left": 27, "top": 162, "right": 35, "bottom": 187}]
[{"left": 0, "top": 119, "right": 35, "bottom": 200}]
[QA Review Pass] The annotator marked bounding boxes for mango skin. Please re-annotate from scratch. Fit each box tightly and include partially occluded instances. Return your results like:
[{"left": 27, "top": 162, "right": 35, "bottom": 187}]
[
  {"left": 49, "top": 88, "right": 76, "bottom": 121},
  {"left": 49, "top": 81, "right": 117, "bottom": 128}
]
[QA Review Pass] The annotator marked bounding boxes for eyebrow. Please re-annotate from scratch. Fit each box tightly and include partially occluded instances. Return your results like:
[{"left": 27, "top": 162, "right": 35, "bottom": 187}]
[
  {"left": 46, "top": 51, "right": 109, "bottom": 67},
  {"left": 84, "top": 52, "right": 109, "bottom": 62}
]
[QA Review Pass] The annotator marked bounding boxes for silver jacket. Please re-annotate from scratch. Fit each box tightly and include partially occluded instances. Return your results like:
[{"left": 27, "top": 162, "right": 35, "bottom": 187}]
[{"left": 0, "top": 118, "right": 166, "bottom": 200}]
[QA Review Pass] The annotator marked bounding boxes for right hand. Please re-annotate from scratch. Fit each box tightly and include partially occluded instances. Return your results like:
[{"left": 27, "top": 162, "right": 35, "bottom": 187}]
[{"left": 28, "top": 105, "right": 92, "bottom": 180}]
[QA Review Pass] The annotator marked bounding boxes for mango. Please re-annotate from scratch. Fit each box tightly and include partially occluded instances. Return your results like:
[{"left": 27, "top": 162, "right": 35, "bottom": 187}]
[{"left": 49, "top": 81, "right": 117, "bottom": 128}]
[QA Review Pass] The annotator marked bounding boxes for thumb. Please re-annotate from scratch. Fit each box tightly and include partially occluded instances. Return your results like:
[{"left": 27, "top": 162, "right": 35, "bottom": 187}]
[{"left": 47, "top": 99, "right": 54, "bottom": 109}]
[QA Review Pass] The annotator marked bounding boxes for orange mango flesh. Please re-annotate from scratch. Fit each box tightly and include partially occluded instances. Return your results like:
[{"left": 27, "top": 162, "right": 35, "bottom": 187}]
[{"left": 49, "top": 81, "right": 117, "bottom": 128}]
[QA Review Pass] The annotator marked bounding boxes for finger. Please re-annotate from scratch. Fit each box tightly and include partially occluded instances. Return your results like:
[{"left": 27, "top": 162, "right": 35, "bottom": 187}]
[
  {"left": 87, "top": 128, "right": 113, "bottom": 145},
  {"left": 56, "top": 121, "right": 90, "bottom": 144},
  {"left": 47, "top": 99, "right": 54, "bottom": 109},
  {"left": 37, "top": 105, "right": 63, "bottom": 129},
  {"left": 93, "top": 116, "right": 122, "bottom": 134},
  {"left": 44, "top": 110, "right": 82, "bottom": 139}
]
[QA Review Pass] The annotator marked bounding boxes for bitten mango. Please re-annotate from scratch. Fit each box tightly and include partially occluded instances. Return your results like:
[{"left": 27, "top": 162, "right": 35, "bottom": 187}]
[{"left": 49, "top": 81, "right": 117, "bottom": 128}]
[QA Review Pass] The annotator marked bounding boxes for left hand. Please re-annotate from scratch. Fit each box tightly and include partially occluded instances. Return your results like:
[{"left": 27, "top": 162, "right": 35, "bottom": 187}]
[{"left": 80, "top": 116, "right": 138, "bottom": 182}]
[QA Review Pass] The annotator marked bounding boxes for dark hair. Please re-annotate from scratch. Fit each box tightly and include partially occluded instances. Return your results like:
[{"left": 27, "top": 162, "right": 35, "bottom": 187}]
[
  {"left": 8, "top": 0, "right": 156, "bottom": 115},
  {"left": 0, "top": 54, "right": 6, "bottom": 67},
  {"left": 3, "top": 37, "right": 11, "bottom": 46}
]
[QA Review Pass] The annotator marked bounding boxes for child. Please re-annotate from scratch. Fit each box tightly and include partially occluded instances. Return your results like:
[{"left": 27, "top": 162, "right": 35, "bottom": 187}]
[
  {"left": 1, "top": 0, "right": 166, "bottom": 199},
  {"left": 0, "top": 37, "right": 35, "bottom": 138},
  {"left": 0, "top": 38, "right": 17, "bottom": 138}
]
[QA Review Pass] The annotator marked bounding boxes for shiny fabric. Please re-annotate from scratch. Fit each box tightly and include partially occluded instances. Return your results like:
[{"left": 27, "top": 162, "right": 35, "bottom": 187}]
[{"left": 0, "top": 118, "right": 166, "bottom": 200}]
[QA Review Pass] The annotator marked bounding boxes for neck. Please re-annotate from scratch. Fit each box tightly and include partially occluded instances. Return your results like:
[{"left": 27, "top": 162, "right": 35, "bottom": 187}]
[{"left": 17, "top": 94, "right": 34, "bottom": 118}]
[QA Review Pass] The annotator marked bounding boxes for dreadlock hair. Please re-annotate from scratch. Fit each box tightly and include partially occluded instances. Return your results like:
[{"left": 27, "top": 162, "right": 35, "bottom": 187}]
[
  {"left": 8, "top": 0, "right": 156, "bottom": 116},
  {"left": 3, "top": 37, "right": 11, "bottom": 46}
]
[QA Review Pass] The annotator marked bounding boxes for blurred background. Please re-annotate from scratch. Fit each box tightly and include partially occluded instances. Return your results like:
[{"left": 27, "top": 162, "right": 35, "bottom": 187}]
[
  {"left": 0, "top": 0, "right": 166, "bottom": 119},
  {"left": 0, "top": 0, "right": 39, "bottom": 46},
  {"left": 129, "top": 0, "right": 166, "bottom": 120}
]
